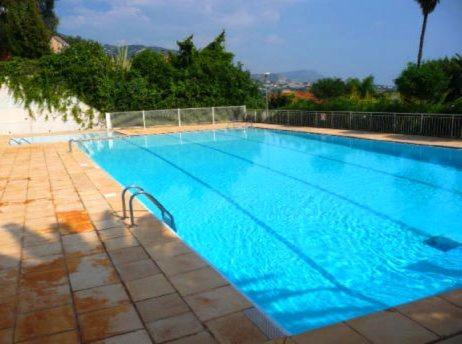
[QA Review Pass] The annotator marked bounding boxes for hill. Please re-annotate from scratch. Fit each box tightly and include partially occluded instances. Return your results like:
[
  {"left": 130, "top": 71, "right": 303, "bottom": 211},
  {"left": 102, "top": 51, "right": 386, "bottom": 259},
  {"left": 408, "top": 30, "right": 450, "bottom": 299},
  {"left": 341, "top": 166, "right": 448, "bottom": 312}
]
[
  {"left": 103, "top": 44, "right": 175, "bottom": 57},
  {"left": 252, "top": 70, "right": 324, "bottom": 83}
]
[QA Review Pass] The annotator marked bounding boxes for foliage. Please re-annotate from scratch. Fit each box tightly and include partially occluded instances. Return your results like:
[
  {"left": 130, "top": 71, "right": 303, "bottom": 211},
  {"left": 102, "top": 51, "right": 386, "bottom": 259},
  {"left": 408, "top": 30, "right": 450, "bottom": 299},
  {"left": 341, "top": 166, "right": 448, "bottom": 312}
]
[
  {"left": 311, "top": 78, "right": 346, "bottom": 99},
  {"left": 112, "top": 46, "right": 132, "bottom": 71},
  {"left": 0, "top": 32, "right": 264, "bottom": 126},
  {"left": 0, "top": 0, "right": 51, "bottom": 59},
  {"left": 345, "top": 75, "right": 376, "bottom": 99},
  {"left": 395, "top": 59, "right": 452, "bottom": 102},
  {"left": 269, "top": 92, "right": 294, "bottom": 109},
  {"left": 37, "top": 0, "right": 58, "bottom": 32}
]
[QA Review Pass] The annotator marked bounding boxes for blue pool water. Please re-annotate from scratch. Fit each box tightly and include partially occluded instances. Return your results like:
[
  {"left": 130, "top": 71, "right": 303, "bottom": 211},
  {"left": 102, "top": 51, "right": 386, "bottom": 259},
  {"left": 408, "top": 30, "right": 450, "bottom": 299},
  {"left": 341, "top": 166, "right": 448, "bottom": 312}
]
[
  {"left": 81, "top": 128, "right": 462, "bottom": 334},
  {"left": 10, "top": 131, "right": 119, "bottom": 145}
]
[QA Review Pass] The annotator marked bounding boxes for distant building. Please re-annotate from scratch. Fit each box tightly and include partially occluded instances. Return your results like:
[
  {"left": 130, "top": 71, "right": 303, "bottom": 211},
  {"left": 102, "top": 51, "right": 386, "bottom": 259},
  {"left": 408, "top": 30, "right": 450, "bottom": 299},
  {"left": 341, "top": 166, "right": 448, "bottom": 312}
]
[{"left": 50, "top": 35, "right": 69, "bottom": 53}]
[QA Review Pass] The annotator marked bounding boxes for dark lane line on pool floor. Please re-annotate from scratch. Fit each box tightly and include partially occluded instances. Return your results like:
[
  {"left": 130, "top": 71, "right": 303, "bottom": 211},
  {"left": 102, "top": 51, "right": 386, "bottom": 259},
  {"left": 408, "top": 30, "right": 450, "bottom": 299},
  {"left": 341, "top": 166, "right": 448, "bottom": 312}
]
[
  {"left": 166, "top": 133, "right": 432, "bottom": 241},
  {"left": 122, "top": 137, "right": 388, "bottom": 310},
  {"left": 214, "top": 130, "right": 462, "bottom": 198}
]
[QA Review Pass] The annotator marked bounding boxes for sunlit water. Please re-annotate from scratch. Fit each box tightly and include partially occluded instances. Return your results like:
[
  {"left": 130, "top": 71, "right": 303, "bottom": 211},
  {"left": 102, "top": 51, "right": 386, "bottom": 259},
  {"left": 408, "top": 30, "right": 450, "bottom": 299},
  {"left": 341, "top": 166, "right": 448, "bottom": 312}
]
[{"left": 82, "top": 128, "right": 462, "bottom": 334}]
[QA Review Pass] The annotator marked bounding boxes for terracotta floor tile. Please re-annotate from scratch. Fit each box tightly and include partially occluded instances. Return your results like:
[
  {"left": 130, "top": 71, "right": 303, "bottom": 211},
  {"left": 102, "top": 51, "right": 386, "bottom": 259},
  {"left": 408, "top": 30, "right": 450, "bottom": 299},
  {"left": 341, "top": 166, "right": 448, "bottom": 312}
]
[
  {"left": 206, "top": 312, "right": 267, "bottom": 344},
  {"left": 18, "top": 284, "right": 71, "bottom": 313},
  {"left": 347, "top": 310, "right": 438, "bottom": 344},
  {"left": 437, "top": 334, "right": 462, "bottom": 344},
  {"left": 78, "top": 304, "right": 143, "bottom": 342},
  {"left": 170, "top": 267, "right": 228, "bottom": 296},
  {"left": 156, "top": 253, "right": 207, "bottom": 277},
  {"left": 103, "top": 235, "right": 139, "bottom": 251},
  {"left": 147, "top": 312, "right": 204, "bottom": 343},
  {"left": 441, "top": 289, "right": 462, "bottom": 307},
  {"left": 397, "top": 297, "right": 462, "bottom": 337},
  {"left": 136, "top": 293, "right": 189, "bottom": 323},
  {"left": 15, "top": 305, "right": 75, "bottom": 342},
  {"left": 63, "top": 234, "right": 104, "bottom": 258},
  {"left": 21, "top": 254, "right": 65, "bottom": 274},
  {"left": 20, "top": 267, "right": 68, "bottom": 291},
  {"left": 19, "top": 330, "right": 80, "bottom": 344},
  {"left": 126, "top": 274, "right": 175, "bottom": 302},
  {"left": 108, "top": 246, "right": 148, "bottom": 266},
  {"left": 0, "top": 267, "right": 18, "bottom": 285},
  {"left": 98, "top": 227, "right": 130, "bottom": 240},
  {"left": 66, "top": 253, "right": 119, "bottom": 291},
  {"left": 116, "top": 259, "right": 160, "bottom": 282},
  {"left": 292, "top": 323, "right": 368, "bottom": 344},
  {"left": 0, "top": 328, "right": 13, "bottom": 344},
  {"left": 0, "top": 301, "right": 16, "bottom": 330},
  {"left": 145, "top": 240, "right": 192, "bottom": 260},
  {"left": 0, "top": 254, "right": 20, "bottom": 270},
  {"left": 23, "top": 231, "right": 60, "bottom": 248},
  {"left": 167, "top": 331, "right": 217, "bottom": 344},
  {"left": 92, "top": 330, "right": 152, "bottom": 344},
  {"left": 22, "top": 242, "right": 62, "bottom": 259},
  {"left": 185, "top": 286, "right": 251, "bottom": 321},
  {"left": 0, "top": 284, "right": 16, "bottom": 301},
  {"left": 74, "top": 283, "right": 130, "bottom": 314},
  {"left": 93, "top": 220, "right": 126, "bottom": 232}
]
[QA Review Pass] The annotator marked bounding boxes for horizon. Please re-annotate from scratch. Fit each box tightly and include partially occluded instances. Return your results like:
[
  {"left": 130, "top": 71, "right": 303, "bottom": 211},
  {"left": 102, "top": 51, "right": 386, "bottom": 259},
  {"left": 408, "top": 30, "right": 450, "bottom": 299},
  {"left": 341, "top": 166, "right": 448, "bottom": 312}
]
[{"left": 56, "top": 0, "right": 460, "bottom": 85}]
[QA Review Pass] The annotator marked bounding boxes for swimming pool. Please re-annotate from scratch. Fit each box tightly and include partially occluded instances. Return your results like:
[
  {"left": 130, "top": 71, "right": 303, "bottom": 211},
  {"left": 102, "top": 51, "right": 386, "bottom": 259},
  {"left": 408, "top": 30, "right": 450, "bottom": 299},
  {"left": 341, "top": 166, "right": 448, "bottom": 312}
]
[
  {"left": 9, "top": 131, "right": 119, "bottom": 145},
  {"left": 81, "top": 128, "right": 462, "bottom": 334}
]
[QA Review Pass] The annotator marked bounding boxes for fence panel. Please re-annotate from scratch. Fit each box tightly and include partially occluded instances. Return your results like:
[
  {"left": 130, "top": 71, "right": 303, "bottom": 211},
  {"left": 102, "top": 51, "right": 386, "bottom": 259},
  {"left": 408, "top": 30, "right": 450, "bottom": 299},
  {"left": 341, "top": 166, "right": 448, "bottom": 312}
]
[
  {"left": 246, "top": 110, "right": 462, "bottom": 139},
  {"left": 110, "top": 111, "right": 144, "bottom": 128},
  {"left": 144, "top": 109, "right": 179, "bottom": 126}
]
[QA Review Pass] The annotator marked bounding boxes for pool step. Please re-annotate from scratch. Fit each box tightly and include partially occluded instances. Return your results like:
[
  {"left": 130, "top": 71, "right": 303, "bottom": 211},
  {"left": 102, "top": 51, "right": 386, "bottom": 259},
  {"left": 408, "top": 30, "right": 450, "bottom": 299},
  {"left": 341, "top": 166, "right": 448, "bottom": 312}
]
[{"left": 424, "top": 236, "right": 461, "bottom": 252}]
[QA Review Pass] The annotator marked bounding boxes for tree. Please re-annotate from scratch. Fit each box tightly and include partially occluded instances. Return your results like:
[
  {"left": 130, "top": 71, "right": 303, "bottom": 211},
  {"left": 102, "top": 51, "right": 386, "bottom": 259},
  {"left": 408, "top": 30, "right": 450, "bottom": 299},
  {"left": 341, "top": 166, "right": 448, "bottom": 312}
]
[
  {"left": 37, "top": 0, "right": 58, "bottom": 32},
  {"left": 415, "top": 0, "right": 440, "bottom": 67},
  {"left": 311, "top": 78, "right": 346, "bottom": 99},
  {"left": 395, "top": 60, "right": 450, "bottom": 102},
  {"left": 0, "top": 0, "right": 51, "bottom": 59}
]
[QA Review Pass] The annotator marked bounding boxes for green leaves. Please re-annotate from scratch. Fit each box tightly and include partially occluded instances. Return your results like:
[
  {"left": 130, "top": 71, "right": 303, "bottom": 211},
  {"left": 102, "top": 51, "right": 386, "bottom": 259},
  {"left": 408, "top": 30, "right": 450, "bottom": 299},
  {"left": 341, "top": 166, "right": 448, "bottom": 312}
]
[{"left": 0, "top": 32, "right": 263, "bottom": 126}]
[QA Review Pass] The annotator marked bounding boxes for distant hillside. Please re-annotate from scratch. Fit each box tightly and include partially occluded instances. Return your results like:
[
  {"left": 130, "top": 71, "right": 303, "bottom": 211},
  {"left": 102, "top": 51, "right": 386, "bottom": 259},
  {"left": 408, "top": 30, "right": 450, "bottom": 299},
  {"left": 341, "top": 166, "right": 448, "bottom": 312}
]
[
  {"left": 252, "top": 70, "right": 324, "bottom": 83},
  {"left": 103, "top": 44, "right": 175, "bottom": 57}
]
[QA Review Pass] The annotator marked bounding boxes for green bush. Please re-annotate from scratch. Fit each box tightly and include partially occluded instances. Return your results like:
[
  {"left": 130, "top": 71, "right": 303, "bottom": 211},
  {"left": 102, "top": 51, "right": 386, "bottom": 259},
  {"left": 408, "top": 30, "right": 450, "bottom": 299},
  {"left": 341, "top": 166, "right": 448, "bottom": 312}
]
[
  {"left": 311, "top": 78, "right": 346, "bottom": 99},
  {"left": 0, "top": 0, "right": 51, "bottom": 59}
]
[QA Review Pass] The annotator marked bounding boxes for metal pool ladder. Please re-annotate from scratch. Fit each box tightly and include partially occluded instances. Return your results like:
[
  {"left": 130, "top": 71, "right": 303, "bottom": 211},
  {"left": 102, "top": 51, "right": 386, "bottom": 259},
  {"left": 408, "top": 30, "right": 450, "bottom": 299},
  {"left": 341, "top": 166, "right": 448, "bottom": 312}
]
[{"left": 121, "top": 185, "right": 176, "bottom": 231}]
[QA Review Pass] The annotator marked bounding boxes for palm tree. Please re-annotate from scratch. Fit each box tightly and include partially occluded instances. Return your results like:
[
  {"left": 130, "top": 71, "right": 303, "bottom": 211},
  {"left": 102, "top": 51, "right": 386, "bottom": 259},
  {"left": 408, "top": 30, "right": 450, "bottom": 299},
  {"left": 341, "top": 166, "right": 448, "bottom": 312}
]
[{"left": 415, "top": 0, "right": 440, "bottom": 67}]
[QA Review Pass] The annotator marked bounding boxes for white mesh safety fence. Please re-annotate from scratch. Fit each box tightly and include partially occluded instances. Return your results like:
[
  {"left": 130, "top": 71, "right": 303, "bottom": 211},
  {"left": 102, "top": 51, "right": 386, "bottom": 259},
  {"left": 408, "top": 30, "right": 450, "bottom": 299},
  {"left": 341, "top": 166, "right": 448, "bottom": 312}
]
[{"left": 106, "top": 105, "right": 246, "bottom": 129}]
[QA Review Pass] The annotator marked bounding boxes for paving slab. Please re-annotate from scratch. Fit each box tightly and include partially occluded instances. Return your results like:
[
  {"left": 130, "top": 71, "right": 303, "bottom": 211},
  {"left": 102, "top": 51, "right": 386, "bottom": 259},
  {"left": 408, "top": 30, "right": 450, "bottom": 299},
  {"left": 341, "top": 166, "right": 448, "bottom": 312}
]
[
  {"left": 136, "top": 293, "right": 189, "bottom": 323},
  {"left": 397, "top": 297, "right": 462, "bottom": 337},
  {"left": 206, "top": 312, "right": 268, "bottom": 344},
  {"left": 347, "top": 310, "right": 439, "bottom": 344},
  {"left": 78, "top": 304, "right": 143, "bottom": 342},
  {"left": 147, "top": 311, "right": 204, "bottom": 343}
]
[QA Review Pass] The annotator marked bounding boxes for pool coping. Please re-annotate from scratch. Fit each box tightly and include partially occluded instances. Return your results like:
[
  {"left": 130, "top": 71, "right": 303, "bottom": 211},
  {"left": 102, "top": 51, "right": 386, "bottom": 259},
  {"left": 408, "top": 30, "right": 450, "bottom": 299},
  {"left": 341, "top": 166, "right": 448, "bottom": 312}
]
[{"left": 1, "top": 123, "right": 461, "bottom": 343}]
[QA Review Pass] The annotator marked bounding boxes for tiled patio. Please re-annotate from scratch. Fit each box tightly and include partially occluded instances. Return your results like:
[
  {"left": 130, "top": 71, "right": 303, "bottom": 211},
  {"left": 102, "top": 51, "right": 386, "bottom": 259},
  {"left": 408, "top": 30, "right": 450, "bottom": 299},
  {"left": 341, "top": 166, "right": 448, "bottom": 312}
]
[{"left": 0, "top": 125, "right": 461, "bottom": 343}]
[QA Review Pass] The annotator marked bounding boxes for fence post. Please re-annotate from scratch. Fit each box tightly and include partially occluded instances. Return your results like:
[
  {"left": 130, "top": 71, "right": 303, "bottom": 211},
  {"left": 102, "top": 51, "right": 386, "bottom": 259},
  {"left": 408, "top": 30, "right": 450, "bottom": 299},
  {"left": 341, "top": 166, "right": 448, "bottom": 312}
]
[
  {"left": 105, "top": 113, "right": 112, "bottom": 133},
  {"left": 451, "top": 115, "right": 455, "bottom": 138},
  {"left": 254, "top": 110, "right": 257, "bottom": 123},
  {"left": 315, "top": 112, "right": 318, "bottom": 127},
  {"left": 349, "top": 111, "right": 352, "bottom": 129},
  {"left": 177, "top": 108, "right": 181, "bottom": 127},
  {"left": 142, "top": 110, "right": 146, "bottom": 129},
  {"left": 242, "top": 105, "right": 247, "bottom": 122},
  {"left": 393, "top": 113, "right": 397, "bottom": 133},
  {"left": 212, "top": 107, "right": 215, "bottom": 125},
  {"left": 420, "top": 114, "right": 424, "bottom": 135}
]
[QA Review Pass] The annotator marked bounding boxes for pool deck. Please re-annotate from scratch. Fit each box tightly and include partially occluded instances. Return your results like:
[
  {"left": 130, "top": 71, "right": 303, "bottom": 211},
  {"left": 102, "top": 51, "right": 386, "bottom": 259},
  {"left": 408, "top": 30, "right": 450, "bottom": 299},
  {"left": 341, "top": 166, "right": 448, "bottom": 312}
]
[{"left": 0, "top": 124, "right": 461, "bottom": 343}]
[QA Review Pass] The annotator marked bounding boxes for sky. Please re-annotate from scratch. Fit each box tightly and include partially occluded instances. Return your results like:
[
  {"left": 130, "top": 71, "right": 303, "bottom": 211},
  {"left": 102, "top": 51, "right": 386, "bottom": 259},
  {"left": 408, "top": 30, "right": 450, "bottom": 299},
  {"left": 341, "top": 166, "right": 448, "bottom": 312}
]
[{"left": 56, "top": 0, "right": 462, "bottom": 85}]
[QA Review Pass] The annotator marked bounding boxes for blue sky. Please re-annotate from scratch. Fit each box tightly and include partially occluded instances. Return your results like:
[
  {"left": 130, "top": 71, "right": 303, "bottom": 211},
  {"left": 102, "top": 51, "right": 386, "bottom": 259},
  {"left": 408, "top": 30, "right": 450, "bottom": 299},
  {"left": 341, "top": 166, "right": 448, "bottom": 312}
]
[{"left": 56, "top": 0, "right": 461, "bottom": 85}]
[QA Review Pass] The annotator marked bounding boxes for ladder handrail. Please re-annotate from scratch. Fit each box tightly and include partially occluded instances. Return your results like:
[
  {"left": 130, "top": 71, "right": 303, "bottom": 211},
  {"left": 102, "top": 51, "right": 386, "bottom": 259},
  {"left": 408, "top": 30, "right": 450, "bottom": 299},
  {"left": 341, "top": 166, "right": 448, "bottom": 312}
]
[
  {"left": 128, "top": 190, "right": 176, "bottom": 231},
  {"left": 121, "top": 185, "right": 144, "bottom": 218}
]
